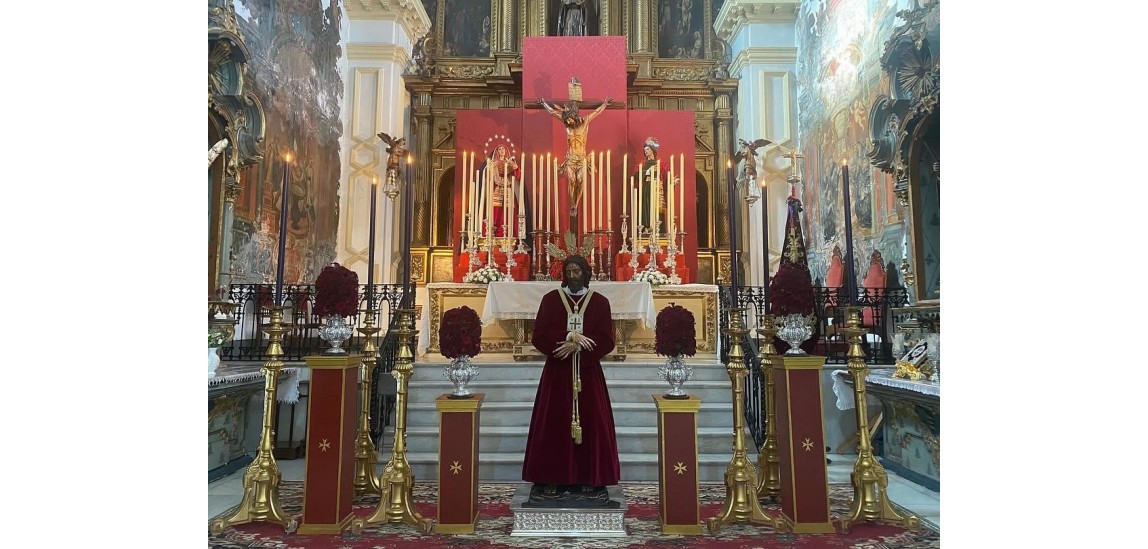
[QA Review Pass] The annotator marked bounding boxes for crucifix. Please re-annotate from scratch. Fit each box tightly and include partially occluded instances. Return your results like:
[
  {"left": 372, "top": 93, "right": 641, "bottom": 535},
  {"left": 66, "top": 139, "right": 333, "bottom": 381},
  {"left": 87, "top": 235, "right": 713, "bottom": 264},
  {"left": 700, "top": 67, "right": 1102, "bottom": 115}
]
[{"left": 538, "top": 77, "right": 613, "bottom": 235}]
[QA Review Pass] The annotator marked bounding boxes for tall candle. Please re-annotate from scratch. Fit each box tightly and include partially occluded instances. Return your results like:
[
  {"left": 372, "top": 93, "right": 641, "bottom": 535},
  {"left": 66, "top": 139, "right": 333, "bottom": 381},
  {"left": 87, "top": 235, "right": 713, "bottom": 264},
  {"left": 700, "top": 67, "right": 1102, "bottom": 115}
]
[
  {"left": 654, "top": 160, "right": 661, "bottom": 236},
  {"left": 631, "top": 185, "right": 638, "bottom": 249},
  {"left": 761, "top": 181, "right": 769, "bottom": 307},
  {"left": 275, "top": 152, "right": 292, "bottom": 305},
  {"left": 519, "top": 152, "right": 525, "bottom": 235},
  {"left": 531, "top": 154, "right": 537, "bottom": 233},
  {"left": 665, "top": 159, "right": 670, "bottom": 234},
  {"left": 679, "top": 153, "right": 685, "bottom": 231},
  {"left": 635, "top": 174, "right": 643, "bottom": 235},
  {"left": 460, "top": 154, "right": 469, "bottom": 246},
  {"left": 727, "top": 159, "right": 738, "bottom": 294},
  {"left": 621, "top": 152, "right": 627, "bottom": 219},
  {"left": 403, "top": 153, "right": 413, "bottom": 295},
  {"left": 841, "top": 160, "right": 858, "bottom": 306},
  {"left": 368, "top": 174, "right": 377, "bottom": 304},
  {"left": 553, "top": 162, "right": 559, "bottom": 233},
  {"left": 607, "top": 149, "right": 612, "bottom": 231}
]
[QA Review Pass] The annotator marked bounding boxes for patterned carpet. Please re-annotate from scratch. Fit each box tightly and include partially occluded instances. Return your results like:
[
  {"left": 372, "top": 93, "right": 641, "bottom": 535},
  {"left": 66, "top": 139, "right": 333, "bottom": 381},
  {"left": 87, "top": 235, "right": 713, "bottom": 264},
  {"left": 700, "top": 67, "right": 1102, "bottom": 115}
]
[{"left": 209, "top": 481, "right": 939, "bottom": 548}]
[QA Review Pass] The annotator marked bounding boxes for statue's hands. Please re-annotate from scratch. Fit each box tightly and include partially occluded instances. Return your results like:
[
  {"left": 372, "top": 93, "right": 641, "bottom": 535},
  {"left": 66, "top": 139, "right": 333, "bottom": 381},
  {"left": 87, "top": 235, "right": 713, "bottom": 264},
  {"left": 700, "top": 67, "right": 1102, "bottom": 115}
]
[
  {"left": 572, "top": 333, "right": 596, "bottom": 350},
  {"left": 554, "top": 340, "right": 580, "bottom": 359}
]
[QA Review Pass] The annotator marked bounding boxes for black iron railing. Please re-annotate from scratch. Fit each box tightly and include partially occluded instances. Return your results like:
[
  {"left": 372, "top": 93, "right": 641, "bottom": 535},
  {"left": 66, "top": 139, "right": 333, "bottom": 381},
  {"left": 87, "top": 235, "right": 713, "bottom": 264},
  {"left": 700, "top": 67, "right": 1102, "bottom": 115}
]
[
  {"left": 218, "top": 283, "right": 411, "bottom": 443},
  {"left": 718, "top": 284, "right": 910, "bottom": 448}
]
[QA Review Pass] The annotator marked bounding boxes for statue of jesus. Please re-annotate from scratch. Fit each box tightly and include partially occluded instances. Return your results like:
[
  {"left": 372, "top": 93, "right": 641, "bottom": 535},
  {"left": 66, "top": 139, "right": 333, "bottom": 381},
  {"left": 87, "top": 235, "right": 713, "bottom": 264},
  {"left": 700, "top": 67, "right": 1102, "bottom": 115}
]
[{"left": 539, "top": 96, "right": 612, "bottom": 226}]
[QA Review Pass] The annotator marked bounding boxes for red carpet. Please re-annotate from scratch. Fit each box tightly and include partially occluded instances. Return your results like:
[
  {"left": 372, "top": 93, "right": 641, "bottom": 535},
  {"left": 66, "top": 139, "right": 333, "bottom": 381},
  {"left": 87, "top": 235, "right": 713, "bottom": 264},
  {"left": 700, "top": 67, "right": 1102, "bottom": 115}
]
[{"left": 209, "top": 481, "right": 939, "bottom": 548}]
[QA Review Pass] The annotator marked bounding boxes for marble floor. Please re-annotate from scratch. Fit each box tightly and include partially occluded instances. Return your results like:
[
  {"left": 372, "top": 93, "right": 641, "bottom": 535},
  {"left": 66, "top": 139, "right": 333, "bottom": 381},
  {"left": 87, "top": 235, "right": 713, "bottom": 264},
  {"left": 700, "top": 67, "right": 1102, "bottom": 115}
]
[{"left": 209, "top": 453, "right": 939, "bottom": 532}]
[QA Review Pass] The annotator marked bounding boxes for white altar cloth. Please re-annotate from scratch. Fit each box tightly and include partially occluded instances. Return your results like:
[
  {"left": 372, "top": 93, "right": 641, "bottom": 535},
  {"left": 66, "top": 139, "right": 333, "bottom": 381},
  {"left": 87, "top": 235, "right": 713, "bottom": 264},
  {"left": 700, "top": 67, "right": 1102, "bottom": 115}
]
[
  {"left": 831, "top": 368, "right": 939, "bottom": 410},
  {"left": 480, "top": 281, "right": 657, "bottom": 329}
]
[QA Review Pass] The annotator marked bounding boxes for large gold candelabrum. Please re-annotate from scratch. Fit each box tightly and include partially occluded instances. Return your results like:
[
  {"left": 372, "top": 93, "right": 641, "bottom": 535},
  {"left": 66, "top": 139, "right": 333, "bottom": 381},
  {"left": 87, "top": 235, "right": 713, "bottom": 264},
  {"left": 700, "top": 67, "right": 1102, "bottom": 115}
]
[
  {"left": 839, "top": 307, "right": 919, "bottom": 532},
  {"left": 707, "top": 309, "right": 784, "bottom": 533},
  {"left": 353, "top": 308, "right": 383, "bottom": 496},
  {"left": 353, "top": 307, "right": 434, "bottom": 533},
  {"left": 755, "top": 314, "right": 782, "bottom": 502},
  {"left": 211, "top": 305, "right": 298, "bottom": 534}
]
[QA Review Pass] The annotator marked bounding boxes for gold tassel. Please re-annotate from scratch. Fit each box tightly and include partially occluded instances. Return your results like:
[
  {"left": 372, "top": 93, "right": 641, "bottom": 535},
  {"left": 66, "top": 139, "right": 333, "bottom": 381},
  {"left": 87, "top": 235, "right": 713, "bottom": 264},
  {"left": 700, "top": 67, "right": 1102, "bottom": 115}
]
[{"left": 572, "top": 421, "right": 582, "bottom": 445}]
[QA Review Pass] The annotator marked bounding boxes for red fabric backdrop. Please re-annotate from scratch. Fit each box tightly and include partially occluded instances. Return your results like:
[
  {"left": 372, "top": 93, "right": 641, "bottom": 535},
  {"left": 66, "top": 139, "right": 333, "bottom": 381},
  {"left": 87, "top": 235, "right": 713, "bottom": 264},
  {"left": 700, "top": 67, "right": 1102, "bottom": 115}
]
[{"left": 522, "top": 36, "right": 628, "bottom": 101}]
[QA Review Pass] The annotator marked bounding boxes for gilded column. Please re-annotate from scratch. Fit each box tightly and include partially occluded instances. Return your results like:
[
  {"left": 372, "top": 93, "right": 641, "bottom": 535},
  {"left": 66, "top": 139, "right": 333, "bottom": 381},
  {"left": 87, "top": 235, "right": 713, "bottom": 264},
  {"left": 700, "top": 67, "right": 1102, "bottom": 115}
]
[
  {"left": 634, "top": 0, "right": 650, "bottom": 52},
  {"left": 714, "top": 93, "right": 733, "bottom": 246},
  {"left": 600, "top": 0, "right": 611, "bottom": 36},
  {"left": 217, "top": 148, "right": 243, "bottom": 290},
  {"left": 413, "top": 89, "right": 433, "bottom": 246},
  {"left": 501, "top": 0, "right": 514, "bottom": 53}
]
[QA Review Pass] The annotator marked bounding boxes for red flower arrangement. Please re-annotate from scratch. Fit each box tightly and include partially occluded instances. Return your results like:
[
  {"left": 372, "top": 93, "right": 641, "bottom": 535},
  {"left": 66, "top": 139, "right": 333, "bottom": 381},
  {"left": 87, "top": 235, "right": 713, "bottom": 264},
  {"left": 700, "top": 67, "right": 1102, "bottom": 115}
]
[
  {"left": 314, "top": 262, "right": 360, "bottom": 317},
  {"left": 439, "top": 306, "right": 482, "bottom": 359},
  {"left": 655, "top": 303, "right": 697, "bottom": 357}
]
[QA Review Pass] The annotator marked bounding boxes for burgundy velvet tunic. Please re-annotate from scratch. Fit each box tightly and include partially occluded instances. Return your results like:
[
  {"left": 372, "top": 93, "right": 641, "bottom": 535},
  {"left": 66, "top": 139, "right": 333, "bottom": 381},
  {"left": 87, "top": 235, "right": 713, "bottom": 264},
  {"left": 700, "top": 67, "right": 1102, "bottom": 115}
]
[{"left": 521, "top": 289, "right": 620, "bottom": 486}]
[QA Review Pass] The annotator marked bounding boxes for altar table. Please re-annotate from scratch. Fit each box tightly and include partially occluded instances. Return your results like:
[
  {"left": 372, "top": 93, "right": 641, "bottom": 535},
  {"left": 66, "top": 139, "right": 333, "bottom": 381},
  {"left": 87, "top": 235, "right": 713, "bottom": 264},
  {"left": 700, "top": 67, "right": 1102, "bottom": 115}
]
[{"left": 422, "top": 282, "right": 719, "bottom": 360}]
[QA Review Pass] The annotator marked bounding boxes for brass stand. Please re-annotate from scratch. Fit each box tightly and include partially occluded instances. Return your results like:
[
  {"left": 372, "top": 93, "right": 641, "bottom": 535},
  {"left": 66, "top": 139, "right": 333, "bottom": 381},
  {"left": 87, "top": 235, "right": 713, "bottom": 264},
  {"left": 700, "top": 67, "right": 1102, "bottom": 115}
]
[
  {"left": 353, "top": 308, "right": 434, "bottom": 534},
  {"left": 755, "top": 314, "right": 782, "bottom": 502},
  {"left": 211, "top": 306, "right": 298, "bottom": 534},
  {"left": 353, "top": 308, "right": 383, "bottom": 496},
  {"left": 839, "top": 307, "right": 919, "bottom": 532},
  {"left": 706, "top": 309, "right": 785, "bottom": 533}
]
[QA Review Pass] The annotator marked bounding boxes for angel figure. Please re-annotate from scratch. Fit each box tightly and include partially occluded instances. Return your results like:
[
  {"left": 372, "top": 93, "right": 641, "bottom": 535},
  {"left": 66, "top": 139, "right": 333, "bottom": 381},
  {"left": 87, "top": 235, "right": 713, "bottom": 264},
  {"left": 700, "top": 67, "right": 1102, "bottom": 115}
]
[
  {"left": 377, "top": 132, "right": 408, "bottom": 189},
  {"left": 734, "top": 138, "right": 772, "bottom": 184}
]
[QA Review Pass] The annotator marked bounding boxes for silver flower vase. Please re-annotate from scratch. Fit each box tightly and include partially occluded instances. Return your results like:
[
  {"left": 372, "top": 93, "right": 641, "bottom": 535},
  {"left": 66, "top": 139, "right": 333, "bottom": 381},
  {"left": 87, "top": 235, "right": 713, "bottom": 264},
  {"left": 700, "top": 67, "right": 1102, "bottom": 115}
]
[
  {"left": 659, "top": 355, "right": 692, "bottom": 399},
  {"left": 445, "top": 355, "right": 479, "bottom": 398},
  {"left": 778, "top": 313, "right": 813, "bottom": 355},
  {"left": 319, "top": 315, "right": 353, "bottom": 354}
]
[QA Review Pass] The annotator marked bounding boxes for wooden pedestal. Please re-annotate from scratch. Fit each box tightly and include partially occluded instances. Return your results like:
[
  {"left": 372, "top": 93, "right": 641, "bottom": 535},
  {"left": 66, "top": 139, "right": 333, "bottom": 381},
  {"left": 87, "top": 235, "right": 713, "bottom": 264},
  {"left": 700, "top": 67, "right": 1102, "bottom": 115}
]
[
  {"left": 298, "top": 354, "right": 361, "bottom": 534},
  {"left": 435, "top": 393, "right": 485, "bottom": 534},
  {"left": 653, "top": 394, "right": 702, "bottom": 535},
  {"left": 774, "top": 354, "right": 835, "bottom": 534}
]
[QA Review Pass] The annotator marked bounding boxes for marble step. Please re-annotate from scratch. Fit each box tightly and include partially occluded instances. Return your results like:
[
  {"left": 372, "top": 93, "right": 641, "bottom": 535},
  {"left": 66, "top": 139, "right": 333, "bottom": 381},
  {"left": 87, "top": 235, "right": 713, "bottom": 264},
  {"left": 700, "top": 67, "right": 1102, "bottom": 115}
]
[
  {"left": 404, "top": 424, "right": 739, "bottom": 455},
  {"left": 403, "top": 400, "right": 737, "bottom": 429},
  {"left": 407, "top": 378, "right": 734, "bottom": 408}
]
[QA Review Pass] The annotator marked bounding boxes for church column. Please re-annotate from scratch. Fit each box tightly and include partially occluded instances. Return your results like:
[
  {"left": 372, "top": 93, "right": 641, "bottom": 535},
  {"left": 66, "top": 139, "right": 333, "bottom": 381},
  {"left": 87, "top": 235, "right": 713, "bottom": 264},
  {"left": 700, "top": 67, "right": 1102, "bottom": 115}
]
[
  {"left": 341, "top": 1, "right": 431, "bottom": 289},
  {"left": 217, "top": 149, "right": 243, "bottom": 291},
  {"left": 716, "top": 0, "right": 799, "bottom": 287},
  {"left": 714, "top": 96, "right": 733, "bottom": 249},
  {"left": 412, "top": 90, "right": 433, "bottom": 247},
  {"left": 499, "top": 0, "right": 514, "bottom": 53}
]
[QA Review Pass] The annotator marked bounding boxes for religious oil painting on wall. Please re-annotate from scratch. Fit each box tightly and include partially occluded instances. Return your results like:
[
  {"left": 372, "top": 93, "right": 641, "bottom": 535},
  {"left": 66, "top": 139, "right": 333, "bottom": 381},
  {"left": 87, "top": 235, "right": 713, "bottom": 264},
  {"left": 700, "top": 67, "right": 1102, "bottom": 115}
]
[
  {"left": 227, "top": 0, "right": 345, "bottom": 286},
  {"left": 658, "top": 0, "right": 705, "bottom": 59},
  {"left": 795, "top": 0, "right": 907, "bottom": 282},
  {"left": 442, "top": 0, "right": 491, "bottom": 57}
]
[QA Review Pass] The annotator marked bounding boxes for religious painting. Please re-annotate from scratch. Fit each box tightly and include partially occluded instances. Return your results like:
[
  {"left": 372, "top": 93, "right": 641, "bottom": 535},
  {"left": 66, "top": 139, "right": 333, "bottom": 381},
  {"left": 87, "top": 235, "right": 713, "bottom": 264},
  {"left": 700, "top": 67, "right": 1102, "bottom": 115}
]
[
  {"left": 226, "top": 0, "right": 345, "bottom": 285},
  {"left": 442, "top": 0, "right": 491, "bottom": 57},
  {"left": 795, "top": 0, "right": 907, "bottom": 273},
  {"left": 658, "top": 0, "right": 705, "bottom": 59},
  {"left": 547, "top": 0, "right": 599, "bottom": 37}
]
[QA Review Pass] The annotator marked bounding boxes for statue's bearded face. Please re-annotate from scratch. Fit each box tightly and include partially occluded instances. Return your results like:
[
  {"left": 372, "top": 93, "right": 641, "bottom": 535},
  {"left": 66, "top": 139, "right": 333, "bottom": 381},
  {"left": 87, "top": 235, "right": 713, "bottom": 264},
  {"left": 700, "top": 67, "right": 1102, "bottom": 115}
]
[{"left": 563, "top": 262, "right": 587, "bottom": 292}]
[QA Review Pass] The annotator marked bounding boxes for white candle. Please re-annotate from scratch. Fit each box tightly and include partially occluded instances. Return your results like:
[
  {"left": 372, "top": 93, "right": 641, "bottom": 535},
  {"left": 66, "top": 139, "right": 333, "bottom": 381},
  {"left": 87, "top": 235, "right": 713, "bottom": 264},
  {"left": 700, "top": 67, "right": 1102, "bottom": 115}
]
[
  {"left": 554, "top": 162, "right": 560, "bottom": 233},
  {"left": 621, "top": 152, "right": 627, "bottom": 218},
  {"left": 531, "top": 154, "right": 537, "bottom": 233},
  {"left": 545, "top": 153, "right": 551, "bottom": 232},
  {"left": 631, "top": 185, "right": 638, "bottom": 250},
  {"left": 679, "top": 153, "right": 685, "bottom": 235},
  {"left": 654, "top": 160, "right": 661, "bottom": 236},
  {"left": 607, "top": 149, "right": 612, "bottom": 231},
  {"left": 668, "top": 160, "right": 675, "bottom": 235},
  {"left": 635, "top": 175, "right": 642, "bottom": 237},
  {"left": 519, "top": 153, "right": 525, "bottom": 235},
  {"left": 460, "top": 151, "right": 468, "bottom": 238}
]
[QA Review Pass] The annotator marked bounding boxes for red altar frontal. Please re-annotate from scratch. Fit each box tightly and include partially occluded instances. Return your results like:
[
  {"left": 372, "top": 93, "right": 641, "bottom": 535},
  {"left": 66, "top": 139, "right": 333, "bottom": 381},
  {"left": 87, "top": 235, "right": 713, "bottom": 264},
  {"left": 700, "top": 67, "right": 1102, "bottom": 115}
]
[{"left": 452, "top": 36, "right": 697, "bottom": 284}]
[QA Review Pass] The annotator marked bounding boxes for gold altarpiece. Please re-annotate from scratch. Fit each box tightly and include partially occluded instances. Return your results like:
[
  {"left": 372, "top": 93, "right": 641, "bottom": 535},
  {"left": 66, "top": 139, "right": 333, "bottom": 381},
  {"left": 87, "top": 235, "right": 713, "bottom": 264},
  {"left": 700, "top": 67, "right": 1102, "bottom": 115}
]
[{"left": 395, "top": 0, "right": 741, "bottom": 286}]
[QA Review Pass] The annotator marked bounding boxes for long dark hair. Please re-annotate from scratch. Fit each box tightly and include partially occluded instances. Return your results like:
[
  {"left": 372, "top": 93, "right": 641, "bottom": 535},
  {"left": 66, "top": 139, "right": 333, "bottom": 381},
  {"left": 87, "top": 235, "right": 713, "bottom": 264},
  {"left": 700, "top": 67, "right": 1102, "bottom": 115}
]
[{"left": 561, "top": 255, "right": 592, "bottom": 288}]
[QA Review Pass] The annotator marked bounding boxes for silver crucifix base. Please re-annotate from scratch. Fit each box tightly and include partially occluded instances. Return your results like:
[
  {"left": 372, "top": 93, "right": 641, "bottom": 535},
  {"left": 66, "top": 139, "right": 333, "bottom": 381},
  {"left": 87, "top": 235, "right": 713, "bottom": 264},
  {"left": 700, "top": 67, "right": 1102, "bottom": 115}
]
[{"left": 509, "top": 484, "right": 628, "bottom": 538}]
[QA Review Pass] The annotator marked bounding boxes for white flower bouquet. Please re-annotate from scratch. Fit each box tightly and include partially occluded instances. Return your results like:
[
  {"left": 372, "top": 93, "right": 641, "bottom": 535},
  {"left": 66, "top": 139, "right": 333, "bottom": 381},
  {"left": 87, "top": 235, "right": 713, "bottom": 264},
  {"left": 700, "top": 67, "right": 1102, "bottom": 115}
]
[
  {"left": 632, "top": 269, "right": 671, "bottom": 286},
  {"left": 464, "top": 265, "right": 510, "bottom": 284},
  {"left": 209, "top": 330, "right": 226, "bottom": 348}
]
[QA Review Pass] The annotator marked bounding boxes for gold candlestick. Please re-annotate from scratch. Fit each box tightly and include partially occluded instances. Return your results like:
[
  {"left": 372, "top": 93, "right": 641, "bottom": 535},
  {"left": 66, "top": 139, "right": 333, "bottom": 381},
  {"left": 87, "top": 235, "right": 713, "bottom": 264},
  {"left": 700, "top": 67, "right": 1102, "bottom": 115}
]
[
  {"left": 211, "top": 305, "right": 298, "bottom": 534},
  {"left": 353, "top": 308, "right": 383, "bottom": 496},
  {"left": 353, "top": 308, "right": 434, "bottom": 534},
  {"left": 839, "top": 307, "right": 919, "bottom": 532},
  {"left": 755, "top": 314, "right": 782, "bottom": 502},
  {"left": 707, "top": 309, "right": 785, "bottom": 533}
]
